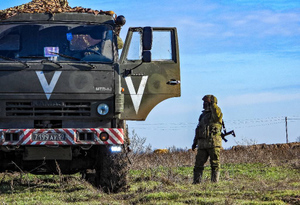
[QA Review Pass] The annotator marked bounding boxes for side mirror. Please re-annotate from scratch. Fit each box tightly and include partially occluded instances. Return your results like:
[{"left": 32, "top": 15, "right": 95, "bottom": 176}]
[{"left": 142, "top": 27, "right": 153, "bottom": 51}]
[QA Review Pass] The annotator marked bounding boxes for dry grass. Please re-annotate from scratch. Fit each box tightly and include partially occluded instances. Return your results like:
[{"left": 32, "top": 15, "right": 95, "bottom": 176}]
[
  {"left": 129, "top": 142, "right": 300, "bottom": 170},
  {"left": 221, "top": 142, "right": 300, "bottom": 168},
  {"left": 0, "top": 142, "right": 299, "bottom": 204}
]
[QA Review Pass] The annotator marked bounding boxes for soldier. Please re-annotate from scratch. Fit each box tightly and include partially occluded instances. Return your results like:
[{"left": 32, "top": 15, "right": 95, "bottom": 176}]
[{"left": 192, "top": 95, "right": 223, "bottom": 183}]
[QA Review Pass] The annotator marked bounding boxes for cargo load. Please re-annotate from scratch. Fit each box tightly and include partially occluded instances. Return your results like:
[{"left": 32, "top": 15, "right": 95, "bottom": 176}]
[{"left": 0, "top": 0, "right": 115, "bottom": 20}]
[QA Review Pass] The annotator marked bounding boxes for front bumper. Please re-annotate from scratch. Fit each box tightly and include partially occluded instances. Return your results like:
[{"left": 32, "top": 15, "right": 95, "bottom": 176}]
[{"left": 0, "top": 128, "right": 124, "bottom": 146}]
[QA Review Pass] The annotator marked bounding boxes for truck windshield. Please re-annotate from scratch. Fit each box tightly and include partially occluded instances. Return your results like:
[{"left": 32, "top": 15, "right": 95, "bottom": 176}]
[{"left": 0, "top": 24, "right": 113, "bottom": 63}]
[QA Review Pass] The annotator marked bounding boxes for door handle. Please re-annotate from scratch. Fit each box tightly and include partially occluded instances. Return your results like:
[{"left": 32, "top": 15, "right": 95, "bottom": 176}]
[{"left": 167, "top": 79, "right": 181, "bottom": 85}]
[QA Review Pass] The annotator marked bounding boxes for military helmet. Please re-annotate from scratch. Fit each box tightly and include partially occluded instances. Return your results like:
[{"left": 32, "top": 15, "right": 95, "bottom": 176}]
[{"left": 202, "top": 95, "right": 218, "bottom": 104}]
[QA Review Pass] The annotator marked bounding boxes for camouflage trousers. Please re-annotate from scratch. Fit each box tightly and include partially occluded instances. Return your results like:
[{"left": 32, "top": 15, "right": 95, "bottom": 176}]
[{"left": 194, "top": 148, "right": 221, "bottom": 172}]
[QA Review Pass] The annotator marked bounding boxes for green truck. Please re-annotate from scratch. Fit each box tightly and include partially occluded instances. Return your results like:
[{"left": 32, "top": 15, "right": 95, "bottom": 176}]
[{"left": 0, "top": 7, "right": 180, "bottom": 192}]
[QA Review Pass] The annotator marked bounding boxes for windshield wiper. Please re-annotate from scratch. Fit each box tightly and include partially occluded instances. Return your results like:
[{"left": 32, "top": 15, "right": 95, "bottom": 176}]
[
  {"left": 49, "top": 52, "right": 80, "bottom": 61},
  {"left": 19, "top": 56, "right": 62, "bottom": 68},
  {"left": 19, "top": 56, "right": 47, "bottom": 59},
  {"left": 0, "top": 55, "right": 29, "bottom": 68},
  {"left": 50, "top": 52, "right": 96, "bottom": 69},
  {"left": 19, "top": 54, "right": 96, "bottom": 69},
  {"left": 41, "top": 59, "right": 62, "bottom": 69}
]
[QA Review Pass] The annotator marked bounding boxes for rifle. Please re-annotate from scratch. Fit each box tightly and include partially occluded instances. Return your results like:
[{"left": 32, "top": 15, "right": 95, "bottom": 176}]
[{"left": 221, "top": 120, "right": 236, "bottom": 142}]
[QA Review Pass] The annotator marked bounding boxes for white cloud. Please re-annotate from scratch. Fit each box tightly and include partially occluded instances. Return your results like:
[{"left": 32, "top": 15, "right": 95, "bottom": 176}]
[{"left": 174, "top": 5, "right": 300, "bottom": 39}]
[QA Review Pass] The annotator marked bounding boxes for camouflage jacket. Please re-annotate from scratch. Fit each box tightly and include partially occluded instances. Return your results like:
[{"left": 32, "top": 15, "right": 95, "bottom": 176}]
[{"left": 193, "top": 103, "right": 223, "bottom": 149}]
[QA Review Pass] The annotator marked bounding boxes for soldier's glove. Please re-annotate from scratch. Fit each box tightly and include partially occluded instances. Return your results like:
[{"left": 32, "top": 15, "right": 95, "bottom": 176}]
[{"left": 192, "top": 143, "right": 197, "bottom": 151}]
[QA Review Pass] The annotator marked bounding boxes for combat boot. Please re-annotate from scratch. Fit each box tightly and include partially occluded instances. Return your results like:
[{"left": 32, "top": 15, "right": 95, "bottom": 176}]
[
  {"left": 211, "top": 170, "right": 220, "bottom": 183},
  {"left": 193, "top": 170, "right": 203, "bottom": 184}
]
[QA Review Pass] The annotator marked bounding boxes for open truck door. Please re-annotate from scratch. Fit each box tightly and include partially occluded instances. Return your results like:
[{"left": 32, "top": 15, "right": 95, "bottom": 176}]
[{"left": 120, "top": 27, "right": 180, "bottom": 120}]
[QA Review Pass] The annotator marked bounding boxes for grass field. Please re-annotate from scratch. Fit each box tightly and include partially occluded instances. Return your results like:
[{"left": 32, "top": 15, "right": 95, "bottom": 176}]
[{"left": 0, "top": 143, "right": 299, "bottom": 204}]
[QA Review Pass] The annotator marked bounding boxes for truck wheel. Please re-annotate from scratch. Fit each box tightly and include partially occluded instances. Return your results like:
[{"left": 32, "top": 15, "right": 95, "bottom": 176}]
[{"left": 96, "top": 148, "right": 128, "bottom": 193}]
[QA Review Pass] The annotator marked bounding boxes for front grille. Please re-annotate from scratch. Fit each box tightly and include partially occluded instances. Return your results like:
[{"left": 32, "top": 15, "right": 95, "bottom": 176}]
[
  {"left": 78, "top": 132, "right": 95, "bottom": 141},
  {"left": 6, "top": 102, "right": 91, "bottom": 117},
  {"left": 5, "top": 133, "right": 20, "bottom": 141}
]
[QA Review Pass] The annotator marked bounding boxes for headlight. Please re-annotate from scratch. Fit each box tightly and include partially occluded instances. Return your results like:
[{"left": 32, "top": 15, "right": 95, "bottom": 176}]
[
  {"left": 111, "top": 146, "right": 122, "bottom": 152},
  {"left": 97, "top": 103, "right": 109, "bottom": 115}
]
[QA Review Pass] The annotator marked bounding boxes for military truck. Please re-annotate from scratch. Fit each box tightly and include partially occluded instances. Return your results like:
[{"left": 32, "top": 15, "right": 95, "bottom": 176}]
[{"left": 0, "top": 2, "right": 180, "bottom": 192}]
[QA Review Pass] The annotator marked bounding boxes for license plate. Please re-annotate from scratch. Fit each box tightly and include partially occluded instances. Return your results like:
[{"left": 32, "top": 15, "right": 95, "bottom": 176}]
[{"left": 32, "top": 133, "right": 66, "bottom": 141}]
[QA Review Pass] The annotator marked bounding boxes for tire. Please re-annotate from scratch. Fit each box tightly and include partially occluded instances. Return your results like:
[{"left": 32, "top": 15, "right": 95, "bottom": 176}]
[{"left": 95, "top": 147, "right": 128, "bottom": 193}]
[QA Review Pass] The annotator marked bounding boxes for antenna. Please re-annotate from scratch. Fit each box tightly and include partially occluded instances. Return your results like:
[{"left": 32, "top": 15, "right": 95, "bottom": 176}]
[{"left": 285, "top": 117, "right": 288, "bottom": 143}]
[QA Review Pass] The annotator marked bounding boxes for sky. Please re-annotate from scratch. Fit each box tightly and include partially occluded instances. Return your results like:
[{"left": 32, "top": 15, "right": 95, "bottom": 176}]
[{"left": 1, "top": 0, "right": 300, "bottom": 149}]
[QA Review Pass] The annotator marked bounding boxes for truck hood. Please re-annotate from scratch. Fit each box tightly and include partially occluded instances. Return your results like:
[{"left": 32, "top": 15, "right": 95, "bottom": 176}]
[{"left": 0, "top": 63, "right": 115, "bottom": 100}]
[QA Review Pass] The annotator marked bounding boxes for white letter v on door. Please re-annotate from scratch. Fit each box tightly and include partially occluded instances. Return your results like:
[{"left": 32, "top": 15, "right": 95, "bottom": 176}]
[
  {"left": 36, "top": 71, "right": 62, "bottom": 100},
  {"left": 125, "top": 76, "right": 148, "bottom": 114}
]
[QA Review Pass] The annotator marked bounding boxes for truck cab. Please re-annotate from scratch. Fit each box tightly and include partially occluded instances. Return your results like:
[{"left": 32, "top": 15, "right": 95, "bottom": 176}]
[{"left": 0, "top": 12, "right": 180, "bottom": 192}]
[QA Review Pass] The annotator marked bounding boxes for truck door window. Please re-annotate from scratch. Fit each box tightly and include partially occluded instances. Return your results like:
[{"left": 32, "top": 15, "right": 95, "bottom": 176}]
[
  {"left": 127, "top": 32, "right": 142, "bottom": 60},
  {"left": 152, "top": 31, "right": 172, "bottom": 61},
  {"left": 125, "top": 29, "right": 173, "bottom": 62}
]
